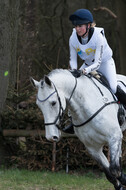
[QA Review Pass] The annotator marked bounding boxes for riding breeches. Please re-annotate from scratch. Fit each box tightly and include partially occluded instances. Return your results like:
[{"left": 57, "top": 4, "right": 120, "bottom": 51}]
[
  {"left": 80, "top": 57, "right": 117, "bottom": 93},
  {"left": 98, "top": 58, "right": 117, "bottom": 94}
]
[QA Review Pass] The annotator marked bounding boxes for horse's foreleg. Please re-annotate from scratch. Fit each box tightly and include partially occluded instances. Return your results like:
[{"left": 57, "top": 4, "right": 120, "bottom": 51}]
[
  {"left": 117, "top": 157, "right": 126, "bottom": 186},
  {"left": 87, "top": 146, "right": 123, "bottom": 190},
  {"left": 109, "top": 134, "right": 122, "bottom": 177},
  {"left": 109, "top": 133, "right": 126, "bottom": 186}
]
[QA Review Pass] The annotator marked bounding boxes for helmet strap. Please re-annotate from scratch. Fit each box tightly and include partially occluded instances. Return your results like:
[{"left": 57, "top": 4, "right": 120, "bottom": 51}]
[{"left": 81, "top": 24, "right": 90, "bottom": 38}]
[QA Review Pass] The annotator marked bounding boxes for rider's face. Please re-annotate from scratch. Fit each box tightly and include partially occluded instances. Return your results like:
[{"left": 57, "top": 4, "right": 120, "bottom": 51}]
[{"left": 75, "top": 24, "right": 89, "bottom": 37}]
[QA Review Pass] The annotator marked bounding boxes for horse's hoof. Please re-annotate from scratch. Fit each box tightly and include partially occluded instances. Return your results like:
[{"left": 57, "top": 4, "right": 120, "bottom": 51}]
[
  {"left": 119, "top": 187, "right": 126, "bottom": 190},
  {"left": 115, "top": 184, "right": 126, "bottom": 190},
  {"left": 118, "top": 173, "right": 126, "bottom": 186}
]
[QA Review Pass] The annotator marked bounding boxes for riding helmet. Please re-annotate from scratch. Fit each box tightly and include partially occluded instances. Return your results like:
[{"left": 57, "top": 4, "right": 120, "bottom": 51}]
[{"left": 69, "top": 9, "right": 93, "bottom": 26}]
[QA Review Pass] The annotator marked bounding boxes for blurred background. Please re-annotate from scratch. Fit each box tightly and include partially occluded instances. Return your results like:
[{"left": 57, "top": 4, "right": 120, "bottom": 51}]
[{"left": 0, "top": 0, "right": 126, "bottom": 171}]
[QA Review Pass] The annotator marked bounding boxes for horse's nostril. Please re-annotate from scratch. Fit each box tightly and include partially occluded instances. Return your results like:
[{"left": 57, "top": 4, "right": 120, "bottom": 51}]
[{"left": 53, "top": 136, "right": 58, "bottom": 141}]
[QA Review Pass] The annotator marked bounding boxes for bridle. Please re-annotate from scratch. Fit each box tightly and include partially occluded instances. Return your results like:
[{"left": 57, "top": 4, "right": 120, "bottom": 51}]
[
  {"left": 37, "top": 77, "right": 77, "bottom": 129},
  {"left": 37, "top": 74, "right": 118, "bottom": 130}
]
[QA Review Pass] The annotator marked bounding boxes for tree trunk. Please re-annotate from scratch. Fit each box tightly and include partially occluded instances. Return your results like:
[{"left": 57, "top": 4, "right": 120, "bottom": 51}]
[
  {"left": 0, "top": 1, "right": 10, "bottom": 115},
  {"left": 9, "top": 0, "right": 20, "bottom": 85},
  {"left": 0, "top": 0, "right": 20, "bottom": 122},
  {"left": 0, "top": 0, "right": 20, "bottom": 162},
  {"left": 116, "top": 0, "right": 126, "bottom": 75}
]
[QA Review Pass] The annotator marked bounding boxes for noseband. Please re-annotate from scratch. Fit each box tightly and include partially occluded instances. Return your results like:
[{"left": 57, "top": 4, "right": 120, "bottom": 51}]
[{"left": 37, "top": 77, "right": 77, "bottom": 129}]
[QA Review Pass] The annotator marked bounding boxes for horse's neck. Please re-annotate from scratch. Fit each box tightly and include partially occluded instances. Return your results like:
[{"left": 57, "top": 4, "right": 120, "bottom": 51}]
[
  {"left": 64, "top": 76, "right": 95, "bottom": 121},
  {"left": 50, "top": 71, "right": 76, "bottom": 99},
  {"left": 51, "top": 71, "right": 115, "bottom": 119},
  {"left": 53, "top": 73, "right": 115, "bottom": 123},
  {"left": 52, "top": 73, "right": 94, "bottom": 121}
]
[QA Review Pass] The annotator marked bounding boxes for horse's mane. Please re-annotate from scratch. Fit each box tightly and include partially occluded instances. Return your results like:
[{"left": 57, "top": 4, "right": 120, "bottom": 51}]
[{"left": 48, "top": 69, "right": 71, "bottom": 78}]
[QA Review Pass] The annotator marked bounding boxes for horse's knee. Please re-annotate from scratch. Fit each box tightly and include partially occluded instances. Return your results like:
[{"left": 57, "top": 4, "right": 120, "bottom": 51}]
[
  {"left": 115, "top": 184, "right": 126, "bottom": 190},
  {"left": 109, "top": 135, "right": 122, "bottom": 172},
  {"left": 109, "top": 164, "right": 121, "bottom": 177}
]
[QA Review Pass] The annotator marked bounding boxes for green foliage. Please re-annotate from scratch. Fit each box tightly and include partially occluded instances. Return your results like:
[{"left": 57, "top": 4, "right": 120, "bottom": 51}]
[{"left": 1, "top": 85, "right": 44, "bottom": 130}]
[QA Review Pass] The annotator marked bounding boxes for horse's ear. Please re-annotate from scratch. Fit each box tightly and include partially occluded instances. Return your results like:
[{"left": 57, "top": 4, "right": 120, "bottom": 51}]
[
  {"left": 30, "top": 77, "right": 39, "bottom": 88},
  {"left": 44, "top": 75, "right": 52, "bottom": 86}
]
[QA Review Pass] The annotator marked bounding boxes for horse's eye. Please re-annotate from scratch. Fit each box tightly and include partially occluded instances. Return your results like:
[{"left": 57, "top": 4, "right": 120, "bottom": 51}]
[{"left": 51, "top": 101, "right": 56, "bottom": 106}]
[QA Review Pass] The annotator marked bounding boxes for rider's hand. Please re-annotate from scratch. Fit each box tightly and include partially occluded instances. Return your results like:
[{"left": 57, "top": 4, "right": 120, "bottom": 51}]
[{"left": 82, "top": 69, "right": 87, "bottom": 74}]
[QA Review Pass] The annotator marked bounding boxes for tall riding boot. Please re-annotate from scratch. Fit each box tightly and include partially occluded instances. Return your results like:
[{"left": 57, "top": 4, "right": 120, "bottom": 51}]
[{"left": 115, "top": 85, "right": 126, "bottom": 108}]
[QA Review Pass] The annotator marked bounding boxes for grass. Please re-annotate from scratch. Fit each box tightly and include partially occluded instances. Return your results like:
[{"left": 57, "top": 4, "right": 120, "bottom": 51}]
[{"left": 0, "top": 168, "right": 114, "bottom": 190}]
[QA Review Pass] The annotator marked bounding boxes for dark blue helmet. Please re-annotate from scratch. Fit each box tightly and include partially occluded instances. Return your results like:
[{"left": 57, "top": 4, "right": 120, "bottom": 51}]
[{"left": 69, "top": 9, "right": 93, "bottom": 26}]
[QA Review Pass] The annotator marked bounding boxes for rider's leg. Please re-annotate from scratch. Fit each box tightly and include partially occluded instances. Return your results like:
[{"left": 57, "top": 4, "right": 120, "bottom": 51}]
[
  {"left": 98, "top": 58, "right": 126, "bottom": 107},
  {"left": 98, "top": 57, "right": 117, "bottom": 94}
]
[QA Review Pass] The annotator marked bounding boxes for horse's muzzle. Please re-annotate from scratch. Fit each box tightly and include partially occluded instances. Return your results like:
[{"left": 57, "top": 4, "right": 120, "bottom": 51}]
[{"left": 52, "top": 136, "right": 59, "bottom": 142}]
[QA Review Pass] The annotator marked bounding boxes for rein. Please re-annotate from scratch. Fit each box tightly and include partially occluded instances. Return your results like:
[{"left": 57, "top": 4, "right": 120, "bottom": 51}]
[
  {"left": 71, "top": 75, "right": 118, "bottom": 127},
  {"left": 72, "top": 101, "right": 118, "bottom": 127},
  {"left": 37, "top": 73, "right": 118, "bottom": 130}
]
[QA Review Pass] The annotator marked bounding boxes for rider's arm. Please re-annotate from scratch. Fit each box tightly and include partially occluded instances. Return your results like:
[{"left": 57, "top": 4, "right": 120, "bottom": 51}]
[
  {"left": 84, "top": 33, "right": 104, "bottom": 74},
  {"left": 69, "top": 38, "right": 78, "bottom": 70}
]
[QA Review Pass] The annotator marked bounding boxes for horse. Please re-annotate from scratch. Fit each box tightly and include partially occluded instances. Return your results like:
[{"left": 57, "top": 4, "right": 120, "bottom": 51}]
[{"left": 31, "top": 69, "right": 126, "bottom": 190}]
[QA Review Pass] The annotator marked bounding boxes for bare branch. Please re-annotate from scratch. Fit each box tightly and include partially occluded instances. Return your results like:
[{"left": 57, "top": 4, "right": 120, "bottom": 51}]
[{"left": 94, "top": 7, "right": 117, "bottom": 19}]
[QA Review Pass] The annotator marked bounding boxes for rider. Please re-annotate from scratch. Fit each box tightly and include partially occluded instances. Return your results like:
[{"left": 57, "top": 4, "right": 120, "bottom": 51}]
[{"left": 63, "top": 8, "right": 126, "bottom": 133}]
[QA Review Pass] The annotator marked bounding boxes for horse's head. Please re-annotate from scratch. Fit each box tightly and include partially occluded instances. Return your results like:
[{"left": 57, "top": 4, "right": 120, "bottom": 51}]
[{"left": 30, "top": 75, "right": 66, "bottom": 142}]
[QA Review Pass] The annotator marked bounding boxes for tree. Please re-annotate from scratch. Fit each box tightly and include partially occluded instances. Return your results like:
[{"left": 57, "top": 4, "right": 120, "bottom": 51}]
[
  {"left": 116, "top": 0, "right": 126, "bottom": 74},
  {"left": 0, "top": 0, "right": 20, "bottom": 164},
  {"left": 0, "top": 0, "right": 20, "bottom": 125}
]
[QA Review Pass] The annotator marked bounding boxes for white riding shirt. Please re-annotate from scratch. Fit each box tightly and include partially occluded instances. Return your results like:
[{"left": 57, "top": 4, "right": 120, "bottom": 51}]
[
  {"left": 69, "top": 27, "right": 112, "bottom": 73},
  {"left": 69, "top": 27, "right": 117, "bottom": 93}
]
